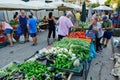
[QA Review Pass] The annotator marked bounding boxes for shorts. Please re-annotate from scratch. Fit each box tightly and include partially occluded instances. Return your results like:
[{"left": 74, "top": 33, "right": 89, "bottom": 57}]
[
  {"left": 20, "top": 24, "right": 28, "bottom": 35},
  {"left": 5, "top": 29, "right": 13, "bottom": 34},
  {"left": 30, "top": 33, "right": 36, "bottom": 37},
  {"left": 103, "top": 31, "right": 113, "bottom": 39}
]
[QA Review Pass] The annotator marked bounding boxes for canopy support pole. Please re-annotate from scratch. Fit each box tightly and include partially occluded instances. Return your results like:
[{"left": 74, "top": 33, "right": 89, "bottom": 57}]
[{"left": 6, "top": 10, "right": 9, "bottom": 22}]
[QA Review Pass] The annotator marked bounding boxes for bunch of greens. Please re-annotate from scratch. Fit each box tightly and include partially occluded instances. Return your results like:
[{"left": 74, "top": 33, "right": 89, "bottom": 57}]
[
  {"left": 78, "top": 22, "right": 88, "bottom": 28},
  {"left": 9, "top": 20, "right": 19, "bottom": 26},
  {"left": 53, "top": 38, "right": 90, "bottom": 60}
]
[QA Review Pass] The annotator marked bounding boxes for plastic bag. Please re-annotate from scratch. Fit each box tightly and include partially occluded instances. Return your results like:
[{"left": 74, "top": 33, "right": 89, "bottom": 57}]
[
  {"left": 86, "top": 30, "right": 96, "bottom": 39},
  {"left": 16, "top": 26, "right": 22, "bottom": 36},
  {"left": 90, "top": 42, "right": 96, "bottom": 58},
  {"left": 12, "top": 38, "right": 16, "bottom": 43},
  {"left": 29, "top": 35, "right": 32, "bottom": 42},
  {"left": 19, "top": 35, "right": 24, "bottom": 43},
  {"left": 56, "top": 26, "right": 59, "bottom": 38}
]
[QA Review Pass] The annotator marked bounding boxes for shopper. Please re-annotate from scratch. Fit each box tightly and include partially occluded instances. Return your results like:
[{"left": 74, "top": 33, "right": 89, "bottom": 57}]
[
  {"left": 57, "top": 11, "right": 78, "bottom": 41},
  {"left": 47, "top": 12, "right": 56, "bottom": 45},
  {"left": 89, "top": 17, "right": 103, "bottom": 52},
  {"left": 27, "top": 15, "right": 38, "bottom": 46},
  {"left": 102, "top": 16, "right": 113, "bottom": 48},
  {"left": 75, "top": 11, "right": 80, "bottom": 25},
  {"left": 13, "top": 12, "right": 19, "bottom": 22},
  {"left": 19, "top": 10, "right": 29, "bottom": 43},
  {"left": 118, "top": 12, "right": 120, "bottom": 28},
  {"left": 112, "top": 14, "right": 118, "bottom": 28},
  {"left": 0, "top": 21, "right": 13, "bottom": 47}
]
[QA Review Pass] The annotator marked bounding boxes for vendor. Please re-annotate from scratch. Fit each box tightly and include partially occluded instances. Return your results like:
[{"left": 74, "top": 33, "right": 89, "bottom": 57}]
[
  {"left": 0, "top": 21, "right": 13, "bottom": 47},
  {"left": 57, "top": 11, "right": 78, "bottom": 41},
  {"left": 42, "top": 16, "right": 48, "bottom": 23}
]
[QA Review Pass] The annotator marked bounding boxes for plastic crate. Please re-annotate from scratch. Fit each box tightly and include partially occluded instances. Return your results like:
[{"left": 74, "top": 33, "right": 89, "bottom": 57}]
[{"left": 0, "top": 42, "right": 8, "bottom": 48}]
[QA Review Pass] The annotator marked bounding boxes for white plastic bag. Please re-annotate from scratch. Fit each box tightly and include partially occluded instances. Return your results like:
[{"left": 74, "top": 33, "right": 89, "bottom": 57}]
[
  {"left": 12, "top": 38, "right": 16, "bottom": 43},
  {"left": 29, "top": 35, "right": 33, "bottom": 42},
  {"left": 19, "top": 35, "right": 24, "bottom": 43}
]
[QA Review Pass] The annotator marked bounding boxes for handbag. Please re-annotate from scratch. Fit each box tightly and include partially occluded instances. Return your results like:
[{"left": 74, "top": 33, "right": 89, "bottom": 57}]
[{"left": 16, "top": 26, "right": 22, "bottom": 35}]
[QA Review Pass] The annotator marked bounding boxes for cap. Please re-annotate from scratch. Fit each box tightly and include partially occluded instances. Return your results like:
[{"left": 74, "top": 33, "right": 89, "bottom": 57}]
[{"left": 102, "top": 16, "right": 107, "bottom": 20}]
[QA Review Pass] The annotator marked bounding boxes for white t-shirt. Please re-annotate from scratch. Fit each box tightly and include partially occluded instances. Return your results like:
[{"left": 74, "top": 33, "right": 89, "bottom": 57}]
[{"left": 92, "top": 22, "right": 104, "bottom": 38}]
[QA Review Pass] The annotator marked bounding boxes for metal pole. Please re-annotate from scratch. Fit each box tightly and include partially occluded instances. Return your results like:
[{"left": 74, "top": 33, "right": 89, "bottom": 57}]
[{"left": 6, "top": 10, "right": 9, "bottom": 22}]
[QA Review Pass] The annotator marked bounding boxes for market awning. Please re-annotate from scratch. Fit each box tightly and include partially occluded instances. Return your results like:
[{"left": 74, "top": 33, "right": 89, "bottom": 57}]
[
  {"left": 93, "top": 5, "right": 113, "bottom": 11},
  {"left": 49, "top": 1, "right": 81, "bottom": 10},
  {"left": 26, "top": 1, "right": 57, "bottom": 10},
  {"left": 0, "top": 0, "right": 33, "bottom": 10}
]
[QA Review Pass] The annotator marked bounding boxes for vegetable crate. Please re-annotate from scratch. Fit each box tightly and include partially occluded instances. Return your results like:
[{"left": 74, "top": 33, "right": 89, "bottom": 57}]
[{"left": 113, "top": 28, "right": 120, "bottom": 37}]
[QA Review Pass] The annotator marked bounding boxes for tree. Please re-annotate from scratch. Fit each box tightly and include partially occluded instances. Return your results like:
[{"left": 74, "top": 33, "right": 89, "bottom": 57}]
[
  {"left": 22, "top": 0, "right": 29, "bottom": 2},
  {"left": 87, "top": 3, "right": 100, "bottom": 8},
  {"left": 116, "top": 0, "right": 120, "bottom": 11},
  {"left": 105, "top": 0, "right": 111, "bottom": 6}
]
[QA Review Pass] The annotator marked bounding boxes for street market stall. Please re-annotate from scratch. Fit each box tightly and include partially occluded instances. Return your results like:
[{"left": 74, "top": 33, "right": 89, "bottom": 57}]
[
  {"left": 0, "top": 0, "right": 33, "bottom": 10},
  {"left": 0, "top": 29, "right": 94, "bottom": 80}
]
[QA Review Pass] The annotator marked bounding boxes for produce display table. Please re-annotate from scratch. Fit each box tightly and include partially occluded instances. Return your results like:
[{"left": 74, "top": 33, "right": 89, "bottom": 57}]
[
  {"left": 113, "top": 28, "right": 120, "bottom": 37},
  {"left": 38, "top": 23, "right": 48, "bottom": 29},
  {"left": 0, "top": 31, "right": 93, "bottom": 80}
]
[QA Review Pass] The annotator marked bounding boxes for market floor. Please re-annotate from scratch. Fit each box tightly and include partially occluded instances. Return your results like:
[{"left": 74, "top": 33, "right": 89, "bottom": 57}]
[
  {"left": 0, "top": 30, "right": 48, "bottom": 68},
  {"left": 87, "top": 40, "right": 116, "bottom": 80}
]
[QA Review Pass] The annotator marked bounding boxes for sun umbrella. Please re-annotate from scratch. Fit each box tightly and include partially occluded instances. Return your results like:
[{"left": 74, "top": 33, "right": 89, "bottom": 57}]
[
  {"left": 93, "top": 5, "right": 113, "bottom": 10},
  {"left": 81, "top": 2, "right": 86, "bottom": 22}
]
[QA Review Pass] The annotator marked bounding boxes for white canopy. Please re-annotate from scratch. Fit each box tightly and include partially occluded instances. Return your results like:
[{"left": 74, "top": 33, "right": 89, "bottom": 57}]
[
  {"left": 0, "top": 0, "right": 33, "bottom": 10},
  {"left": 26, "top": 1, "right": 57, "bottom": 10},
  {"left": 93, "top": 5, "right": 113, "bottom": 10},
  {"left": 49, "top": 1, "right": 81, "bottom": 10}
]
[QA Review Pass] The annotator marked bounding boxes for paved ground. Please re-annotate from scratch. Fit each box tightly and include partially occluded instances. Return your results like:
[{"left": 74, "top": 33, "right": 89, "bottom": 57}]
[
  {"left": 87, "top": 40, "right": 116, "bottom": 80},
  {"left": 0, "top": 30, "right": 48, "bottom": 68}
]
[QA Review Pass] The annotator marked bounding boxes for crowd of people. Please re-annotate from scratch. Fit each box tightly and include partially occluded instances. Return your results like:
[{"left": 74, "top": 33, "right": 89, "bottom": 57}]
[
  {"left": 0, "top": 10, "right": 39, "bottom": 47},
  {"left": 0, "top": 10, "right": 118, "bottom": 53},
  {"left": 89, "top": 11, "right": 114, "bottom": 53}
]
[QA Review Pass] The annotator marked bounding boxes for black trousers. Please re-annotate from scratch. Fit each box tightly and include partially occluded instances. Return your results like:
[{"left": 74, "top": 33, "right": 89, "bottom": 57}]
[
  {"left": 96, "top": 37, "right": 102, "bottom": 51},
  {"left": 58, "top": 35, "right": 66, "bottom": 41},
  {"left": 48, "top": 27, "right": 56, "bottom": 38}
]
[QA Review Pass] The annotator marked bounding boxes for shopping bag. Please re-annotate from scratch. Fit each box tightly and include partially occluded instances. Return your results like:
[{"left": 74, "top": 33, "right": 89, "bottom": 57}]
[
  {"left": 29, "top": 35, "right": 32, "bottom": 42},
  {"left": 90, "top": 42, "right": 96, "bottom": 58},
  {"left": 12, "top": 37, "right": 16, "bottom": 43},
  {"left": 16, "top": 26, "right": 22, "bottom": 36},
  {"left": 19, "top": 35, "right": 24, "bottom": 43},
  {"left": 56, "top": 26, "right": 59, "bottom": 38},
  {"left": 86, "top": 30, "right": 96, "bottom": 39}
]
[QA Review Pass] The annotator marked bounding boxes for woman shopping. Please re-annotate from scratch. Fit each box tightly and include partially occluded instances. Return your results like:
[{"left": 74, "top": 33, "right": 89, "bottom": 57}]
[
  {"left": 47, "top": 12, "right": 56, "bottom": 45},
  {"left": 0, "top": 21, "right": 13, "bottom": 47}
]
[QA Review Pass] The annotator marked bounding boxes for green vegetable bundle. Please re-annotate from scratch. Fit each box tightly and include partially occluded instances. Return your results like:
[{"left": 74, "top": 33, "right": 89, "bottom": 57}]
[
  {"left": 9, "top": 20, "right": 19, "bottom": 26},
  {"left": 53, "top": 38, "right": 90, "bottom": 60},
  {"left": 78, "top": 22, "right": 88, "bottom": 28},
  {"left": 18, "top": 61, "right": 48, "bottom": 80}
]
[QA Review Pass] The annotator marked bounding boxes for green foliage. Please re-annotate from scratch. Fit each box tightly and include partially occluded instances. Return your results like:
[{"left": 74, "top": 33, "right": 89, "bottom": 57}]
[
  {"left": 116, "top": 0, "right": 120, "bottom": 11},
  {"left": 87, "top": 3, "right": 100, "bottom": 8},
  {"left": 22, "top": 0, "right": 29, "bottom": 2},
  {"left": 105, "top": 0, "right": 111, "bottom": 6}
]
